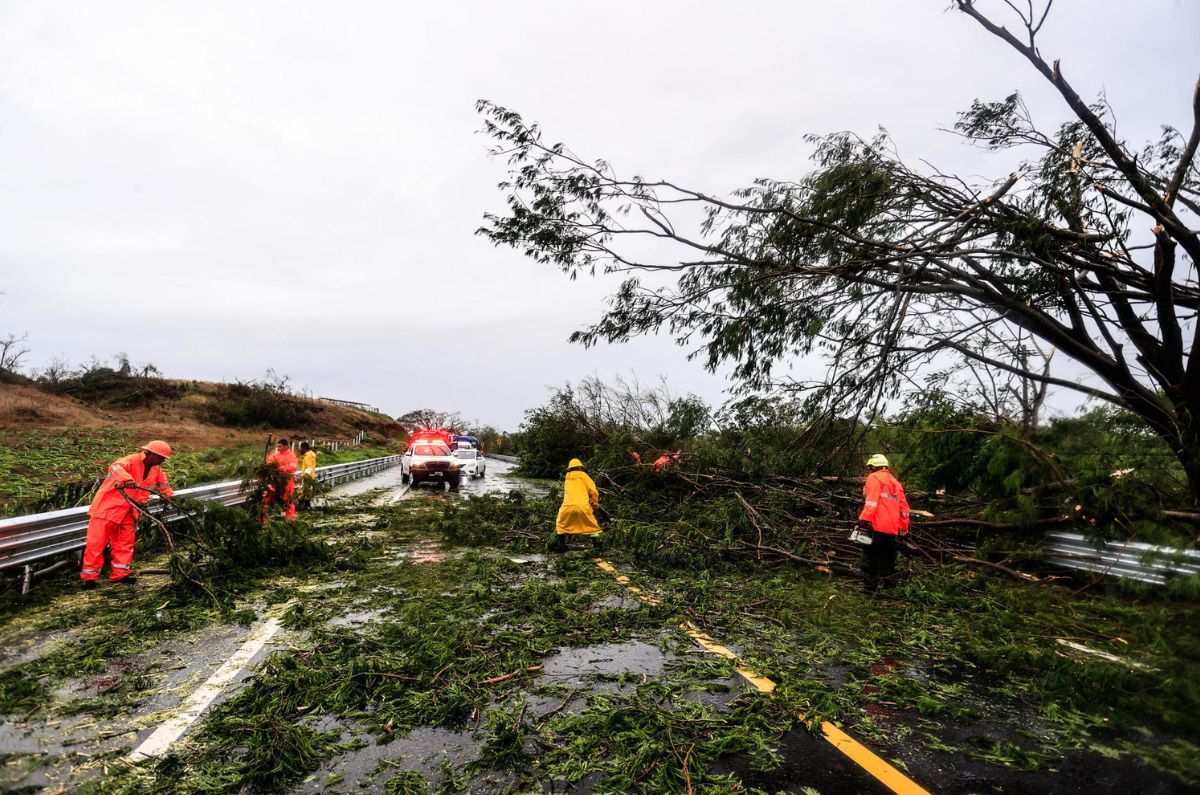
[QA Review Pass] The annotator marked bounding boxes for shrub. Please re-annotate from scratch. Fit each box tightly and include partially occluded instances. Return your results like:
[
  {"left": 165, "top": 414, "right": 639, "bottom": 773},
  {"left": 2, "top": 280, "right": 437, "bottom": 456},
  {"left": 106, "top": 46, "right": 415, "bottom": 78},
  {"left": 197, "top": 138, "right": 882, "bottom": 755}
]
[
  {"left": 40, "top": 357, "right": 186, "bottom": 408},
  {"left": 204, "top": 380, "right": 315, "bottom": 428}
]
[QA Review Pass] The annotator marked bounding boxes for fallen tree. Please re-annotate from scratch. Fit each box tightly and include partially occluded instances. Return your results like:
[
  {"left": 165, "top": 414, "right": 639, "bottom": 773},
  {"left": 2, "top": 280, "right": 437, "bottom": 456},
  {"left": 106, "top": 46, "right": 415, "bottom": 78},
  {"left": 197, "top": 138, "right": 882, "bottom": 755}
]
[{"left": 478, "top": 0, "right": 1200, "bottom": 503}]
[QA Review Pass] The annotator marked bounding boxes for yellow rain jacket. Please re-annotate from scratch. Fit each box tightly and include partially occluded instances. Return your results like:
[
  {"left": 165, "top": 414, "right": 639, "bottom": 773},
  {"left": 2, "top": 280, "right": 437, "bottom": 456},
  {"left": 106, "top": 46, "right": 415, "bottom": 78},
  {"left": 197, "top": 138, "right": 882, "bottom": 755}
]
[
  {"left": 299, "top": 450, "right": 318, "bottom": 497},
  {"left": 555, "top": 458, "right": 601, "bottom": 535}
]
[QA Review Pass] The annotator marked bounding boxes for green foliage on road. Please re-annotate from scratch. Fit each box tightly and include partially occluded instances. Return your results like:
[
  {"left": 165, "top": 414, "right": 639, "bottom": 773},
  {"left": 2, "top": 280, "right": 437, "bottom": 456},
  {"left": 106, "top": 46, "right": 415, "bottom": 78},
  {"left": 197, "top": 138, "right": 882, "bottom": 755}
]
[
  {"left": 435, "top": 492, "right": 1200, "bottom": 788},
  {"left": 3, "top": 487, "right": 1196, "bottom": 792}
]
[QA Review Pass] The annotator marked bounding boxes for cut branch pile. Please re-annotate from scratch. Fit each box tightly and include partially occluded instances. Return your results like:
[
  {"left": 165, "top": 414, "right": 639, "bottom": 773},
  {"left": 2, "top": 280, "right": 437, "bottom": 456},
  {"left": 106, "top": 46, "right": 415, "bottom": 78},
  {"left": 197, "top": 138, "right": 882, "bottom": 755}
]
[{"left": 594, "top": 466, "right": 1085, "bottom": 583}]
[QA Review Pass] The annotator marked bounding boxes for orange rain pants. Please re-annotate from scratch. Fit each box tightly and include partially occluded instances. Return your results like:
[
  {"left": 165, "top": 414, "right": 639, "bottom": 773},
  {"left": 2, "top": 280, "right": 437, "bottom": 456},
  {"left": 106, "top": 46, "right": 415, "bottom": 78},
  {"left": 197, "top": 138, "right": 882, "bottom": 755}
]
[
  {"left": 262, "top": 478, "right": 297, "bottom": 521},
  {"left": 81, "top": 516, "right": 137, "bottom": 582}
]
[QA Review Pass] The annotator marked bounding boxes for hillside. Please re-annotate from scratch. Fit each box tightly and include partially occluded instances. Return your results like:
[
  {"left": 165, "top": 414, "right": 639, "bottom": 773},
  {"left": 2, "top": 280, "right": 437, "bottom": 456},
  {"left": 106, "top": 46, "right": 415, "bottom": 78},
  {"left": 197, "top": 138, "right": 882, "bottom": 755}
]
[{"left": 0, "top": 381, "right": 404, "bottom": 517}]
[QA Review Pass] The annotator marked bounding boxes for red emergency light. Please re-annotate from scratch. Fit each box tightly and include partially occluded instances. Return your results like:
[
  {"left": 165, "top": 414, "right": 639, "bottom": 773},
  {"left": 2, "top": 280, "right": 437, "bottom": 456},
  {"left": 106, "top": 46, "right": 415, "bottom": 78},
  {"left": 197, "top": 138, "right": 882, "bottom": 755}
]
[{"left": 408, "top": 428, "right": 455, "bottom": 448}]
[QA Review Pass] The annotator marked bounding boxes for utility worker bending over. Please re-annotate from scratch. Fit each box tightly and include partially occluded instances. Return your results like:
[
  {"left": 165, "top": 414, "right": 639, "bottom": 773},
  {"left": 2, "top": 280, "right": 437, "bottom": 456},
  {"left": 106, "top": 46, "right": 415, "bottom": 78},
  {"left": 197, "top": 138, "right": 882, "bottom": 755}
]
[
  {"left": 262, "top": 437, "right": 299, "bottom": 522},
  {"left": 81, "top": 441, "right": 174, "bottom": 589},
  {"left": 858, "top": 453, "right": 910, "bottom": 592},
  {"left": 552, "top": 457, "right": 601, "bottom": 552}
]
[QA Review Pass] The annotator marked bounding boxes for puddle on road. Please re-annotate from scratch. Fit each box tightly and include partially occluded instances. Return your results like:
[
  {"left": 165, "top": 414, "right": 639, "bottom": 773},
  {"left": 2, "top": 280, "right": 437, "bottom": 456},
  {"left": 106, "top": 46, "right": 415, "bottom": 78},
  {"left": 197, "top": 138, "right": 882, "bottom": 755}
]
[
  {"left": 325, "top": 469, "right": 408, "bottom": 501},
  {"left": 392, "top": 544, "right": 447, "bottom": 565},
  {"left": 411, "top": 547, "right": 447, "bottom": 564},
  {"left": 504, "top": 554, "right": 546, "bottom": 565},
  {"left": 682, "top": 675, "right": 747, "bottom": 710},
  {"left": 0, "top": 627, "right": 81, "bottom": 673},
  {"left": 384, "top": 540, "right": 450, "bottom": 566},
  {"left": 458, "top": 459, "right": 550, "bottom": 500},
  {"left": 586, "top": 593, "right": 642, "bottom": 612},
  {"left": 541, "top": 640, "right": 667, "bottom": 685},
  {"left": 328, "top": 608, "right": 390, "bottom": 629},
  {"left": 295, "top": 724, "right": 484, "bottom": 793},
  {"left": 821, "top": 661, "right": 856, "bottom": 689}
]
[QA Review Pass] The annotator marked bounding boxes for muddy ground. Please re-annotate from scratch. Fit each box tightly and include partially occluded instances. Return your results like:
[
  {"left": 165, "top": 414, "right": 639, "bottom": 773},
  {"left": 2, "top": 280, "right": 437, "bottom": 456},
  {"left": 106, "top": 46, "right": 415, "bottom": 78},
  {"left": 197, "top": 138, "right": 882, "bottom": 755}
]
[{"left": 0, "top": 459, "right": 1195, "bottom": 793}]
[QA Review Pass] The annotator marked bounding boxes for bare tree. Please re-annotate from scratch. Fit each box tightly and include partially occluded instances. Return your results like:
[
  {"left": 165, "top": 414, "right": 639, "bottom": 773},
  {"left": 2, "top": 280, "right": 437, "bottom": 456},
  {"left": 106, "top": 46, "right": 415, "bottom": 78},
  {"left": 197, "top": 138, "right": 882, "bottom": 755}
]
[
  {"left": 478, "top": 1, "right": 1200, "bottom": 501},
  {"left": 0, "top": 333, "right": 30, "bottom": 374},
  {"left": 36, "top": 357, "right": 74, "bottom": 386},
  {"left": 931, "top": 323, "right": 1053, "bottom": 435},
  {"left": 395, "top": 408, "right": 465, "bottom": 433}
]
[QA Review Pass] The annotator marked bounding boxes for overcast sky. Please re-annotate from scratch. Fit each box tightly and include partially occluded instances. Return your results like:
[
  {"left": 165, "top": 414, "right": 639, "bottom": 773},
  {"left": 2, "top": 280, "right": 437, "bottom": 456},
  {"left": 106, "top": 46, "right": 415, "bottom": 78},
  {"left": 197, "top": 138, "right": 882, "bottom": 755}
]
[{"left": 2, "top": 1, "right": 1198, "bottom": 429}]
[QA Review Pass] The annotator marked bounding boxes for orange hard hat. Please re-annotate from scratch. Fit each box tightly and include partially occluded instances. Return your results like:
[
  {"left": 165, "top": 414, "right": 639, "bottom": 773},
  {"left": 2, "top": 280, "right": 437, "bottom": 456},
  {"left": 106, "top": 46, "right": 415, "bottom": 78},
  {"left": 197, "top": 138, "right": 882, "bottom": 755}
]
[{"left": 141, "top": 440, "right": 173, "bottom": 459}]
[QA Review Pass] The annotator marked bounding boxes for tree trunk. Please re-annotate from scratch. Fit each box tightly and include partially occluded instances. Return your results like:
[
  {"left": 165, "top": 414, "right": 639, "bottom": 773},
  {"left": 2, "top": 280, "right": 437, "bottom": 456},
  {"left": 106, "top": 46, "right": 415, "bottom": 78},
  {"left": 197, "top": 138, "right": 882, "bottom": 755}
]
[{"left": 1177, "top": 426, "right": 1200, "bottom": 509}]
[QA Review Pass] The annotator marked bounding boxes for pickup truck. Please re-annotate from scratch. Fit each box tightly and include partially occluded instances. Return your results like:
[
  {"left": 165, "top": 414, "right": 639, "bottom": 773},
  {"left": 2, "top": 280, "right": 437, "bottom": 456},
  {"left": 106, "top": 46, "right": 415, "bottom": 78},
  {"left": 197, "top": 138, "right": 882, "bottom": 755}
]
[{"left": 402, "top": 441, "right": 462, "bottom": 489}]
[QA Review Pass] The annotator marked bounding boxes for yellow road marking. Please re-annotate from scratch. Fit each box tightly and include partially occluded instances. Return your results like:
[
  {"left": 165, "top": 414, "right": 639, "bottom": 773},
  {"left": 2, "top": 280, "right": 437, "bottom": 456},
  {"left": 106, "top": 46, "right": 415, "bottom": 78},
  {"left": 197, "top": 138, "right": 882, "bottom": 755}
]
[
  {"left": 681, "top": 621, "right": 776, "bottom": 693},
  {"left": 821, "top": 722, "right": 929, "bottom": 794},
  {"left": 593, "top": 558, "right": 931, "bottom": 795}
]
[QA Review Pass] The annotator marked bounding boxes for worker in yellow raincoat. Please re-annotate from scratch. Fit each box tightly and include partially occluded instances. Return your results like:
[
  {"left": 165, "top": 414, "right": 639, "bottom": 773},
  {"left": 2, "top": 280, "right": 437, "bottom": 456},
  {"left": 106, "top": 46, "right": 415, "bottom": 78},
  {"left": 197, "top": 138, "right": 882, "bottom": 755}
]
[
  {"left": 297, "top": 441, "right": 318, "bottom": 510},
  {"left": 552, "top": 458, "right": 600, "bottom": 552}
]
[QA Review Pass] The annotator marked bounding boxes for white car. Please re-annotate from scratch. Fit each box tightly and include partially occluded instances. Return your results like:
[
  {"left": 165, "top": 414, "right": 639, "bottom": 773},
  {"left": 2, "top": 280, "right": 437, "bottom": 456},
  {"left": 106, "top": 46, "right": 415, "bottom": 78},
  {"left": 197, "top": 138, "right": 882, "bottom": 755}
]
[
  {"left": 402, "top": 442, "right": 462, "bottom": 489},
  {"left": 453, "top": 447, "right": 487, "bottom": 479}
]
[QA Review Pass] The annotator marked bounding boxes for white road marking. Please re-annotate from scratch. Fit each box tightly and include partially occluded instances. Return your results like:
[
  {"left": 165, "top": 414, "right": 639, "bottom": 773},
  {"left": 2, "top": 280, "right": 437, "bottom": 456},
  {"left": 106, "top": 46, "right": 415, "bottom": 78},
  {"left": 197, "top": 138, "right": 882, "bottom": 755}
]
[{"left": 126, "top": 607, "right": 289, "bottom": 761}]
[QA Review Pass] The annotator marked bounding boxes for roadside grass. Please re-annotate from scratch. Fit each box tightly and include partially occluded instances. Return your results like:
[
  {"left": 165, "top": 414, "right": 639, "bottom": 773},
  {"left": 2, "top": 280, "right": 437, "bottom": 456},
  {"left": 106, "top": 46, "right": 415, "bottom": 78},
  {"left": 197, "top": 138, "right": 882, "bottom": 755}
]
[
  {"left": 0, "top": 428, "right": 133, "bottom": 516},
  {"left": 0, "top": 433, "right": 397, "bottom": 517}
]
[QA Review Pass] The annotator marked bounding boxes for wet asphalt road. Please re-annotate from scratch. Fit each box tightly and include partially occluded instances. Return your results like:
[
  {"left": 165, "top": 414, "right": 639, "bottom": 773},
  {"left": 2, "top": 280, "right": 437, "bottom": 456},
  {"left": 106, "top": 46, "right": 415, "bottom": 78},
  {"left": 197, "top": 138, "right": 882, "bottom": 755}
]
[
  {"left": 325, "top": 456, "right": 546, "bottom": 505},
  {"left": 0, "top": 458, "right": 548, "bottom": 792}
]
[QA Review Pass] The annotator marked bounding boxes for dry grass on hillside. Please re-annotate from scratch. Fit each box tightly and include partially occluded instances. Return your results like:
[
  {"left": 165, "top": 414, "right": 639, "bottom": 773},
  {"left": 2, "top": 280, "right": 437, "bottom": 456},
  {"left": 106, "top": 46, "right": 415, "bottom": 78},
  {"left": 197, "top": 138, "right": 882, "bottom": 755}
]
[{"left": 0, "top": 382, "right": 402, "bottom": 450}]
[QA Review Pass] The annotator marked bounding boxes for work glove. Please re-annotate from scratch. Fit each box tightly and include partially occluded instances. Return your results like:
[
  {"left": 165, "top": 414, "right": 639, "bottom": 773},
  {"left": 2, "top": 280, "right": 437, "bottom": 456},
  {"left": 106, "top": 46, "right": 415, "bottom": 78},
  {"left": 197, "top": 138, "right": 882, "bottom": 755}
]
[{"left": 857, "top": 519, "right": 872, "bottom": 532}]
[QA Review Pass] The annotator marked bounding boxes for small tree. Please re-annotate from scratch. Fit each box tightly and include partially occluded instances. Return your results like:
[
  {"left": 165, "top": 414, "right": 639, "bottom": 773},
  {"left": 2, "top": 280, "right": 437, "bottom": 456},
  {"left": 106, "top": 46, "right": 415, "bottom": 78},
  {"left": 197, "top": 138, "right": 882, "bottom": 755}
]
[
  {"left": 36, "top": 357, "right": 73, "bottom": 386},
  {"left": 0, "top": 333, "right": 30, "bottom": 374},
  {"left": 478, "top": 1, "right": 1200, "bottom": 502},
  {"left": 395, "top": 409, "right": 465, "bottom": 433}
]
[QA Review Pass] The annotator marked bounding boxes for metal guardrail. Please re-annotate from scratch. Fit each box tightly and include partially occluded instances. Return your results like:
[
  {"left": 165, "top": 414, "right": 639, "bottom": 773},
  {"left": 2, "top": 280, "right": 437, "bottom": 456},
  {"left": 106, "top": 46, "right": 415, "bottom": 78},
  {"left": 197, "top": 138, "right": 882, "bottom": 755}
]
[
  {"left": 319, "top": 397, "right": 383, "bottom": 414},
  {"left": 486, "top": 453, "right": 519, "bottom": 464},
  {"left": 1044, "top": 531, "right": 1200, "bottom": 586},
  {"left": 0, "top": 455, "right": 402, "bottom": 578}
]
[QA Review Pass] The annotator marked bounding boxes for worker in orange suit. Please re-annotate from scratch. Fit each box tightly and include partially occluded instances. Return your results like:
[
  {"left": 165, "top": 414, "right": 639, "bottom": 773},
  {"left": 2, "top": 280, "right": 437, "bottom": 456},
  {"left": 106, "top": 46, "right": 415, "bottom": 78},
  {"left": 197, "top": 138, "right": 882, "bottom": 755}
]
[
  {"left": 262, "top": 437, "right": 299, "bottom": 522},
  {"left": 80, "top": 441, "right": 174, "bottom": 589},
  {"left": 653, "top": 450, "right": 681, "bottom": 473},
  {"left": 857, "top": 454, "right": 910, "bottom": 592}
]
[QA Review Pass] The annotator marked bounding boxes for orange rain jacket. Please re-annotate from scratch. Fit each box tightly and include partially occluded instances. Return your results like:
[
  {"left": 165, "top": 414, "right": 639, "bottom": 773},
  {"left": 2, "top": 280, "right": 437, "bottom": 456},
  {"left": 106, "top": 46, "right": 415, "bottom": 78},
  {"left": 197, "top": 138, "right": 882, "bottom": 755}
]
[
  {"left": 858, "top": 469, "right": 910, "bottom": 536},
  {"left": 266, "top": 448, "right": 299, "bottom": 478},
  {"left": 88, "top": 451, "right": 174, "bottom": 523}
]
